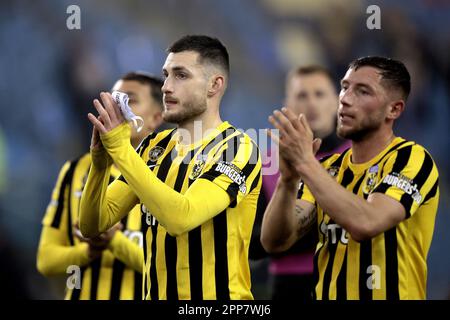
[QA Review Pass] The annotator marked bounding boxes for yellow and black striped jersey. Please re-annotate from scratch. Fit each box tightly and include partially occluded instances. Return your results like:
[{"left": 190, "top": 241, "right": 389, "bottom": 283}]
[
  {"left": 116, "top": 121, "right": 263, "bottom": 300},
  {"left": 298, "top": 137, "right": 439, "bottom": 300},
  {"left": 38, "top": 153, "right": 144, "bottom": 300}
]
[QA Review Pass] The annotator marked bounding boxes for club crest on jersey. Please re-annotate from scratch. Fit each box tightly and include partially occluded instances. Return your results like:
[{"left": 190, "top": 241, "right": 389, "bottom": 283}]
[
  {"left": 148, "top": 146, "right": 165, "bottom": 162},
  {"left": 363, "top": 164, "right": 379, "bottom": 194},
  {"left": 215, "top": 161, "right": 247, "bottom": 194},
  {"left": 327, "top": 166, "right": 340, "bottom": 178},
  {"left": 189, "top": 160, "right": 206, "bottom": 180}
]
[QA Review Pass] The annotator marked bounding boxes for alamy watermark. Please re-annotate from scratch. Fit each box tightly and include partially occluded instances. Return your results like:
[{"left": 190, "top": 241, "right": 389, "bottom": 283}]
[
  {"left": 66, "top": 5, "right": 81, "bottom": 30},
  {"left": 366, "top": 264, "right": 381, "bottom": 290},
  {"left": 66, "top": 265, "right": 81, "bottom": 289},
  {"left": 366, "top": 5, "right": 381, "bottom": 30}
]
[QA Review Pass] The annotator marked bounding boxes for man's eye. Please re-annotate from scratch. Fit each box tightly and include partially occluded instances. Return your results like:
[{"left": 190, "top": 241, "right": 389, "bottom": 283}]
[
  {"left": 359, "top": 89, "right": 369, "bottom": 95},
  {"left": 315, "top": 91, "right": 324, "bottom": 98},
  {"left": 297, "top": 92, "right": 307, "bottom": 100},
  {"left": 176, "top": 73, "right": 187, "bottom": 79}
]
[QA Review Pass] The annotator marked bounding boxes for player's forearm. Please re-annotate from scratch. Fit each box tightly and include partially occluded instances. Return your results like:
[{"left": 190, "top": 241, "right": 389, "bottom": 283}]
[
  {"left": 109, "top": 145, "right": 228, "bottom": 235},
  {"left": 101, "top": 123, "right": 229, "bottom": 236},
  {"left": 79, "top": 149, "right": 116, "bottom": 237},
  {"left": 37, "top": 241, "right": 90, "bottom": 276},
  {"left": 297, "top": 157, "right": 375, "bottom": 240},
  {"left": 119, "top": 156, "right": 227, "bottom": 236},
  {"left": 108, "top": 232, "right": 144, "bottom": 273},
  {"left": 261, "top": 177, "right": 299, "bottom": 253}
]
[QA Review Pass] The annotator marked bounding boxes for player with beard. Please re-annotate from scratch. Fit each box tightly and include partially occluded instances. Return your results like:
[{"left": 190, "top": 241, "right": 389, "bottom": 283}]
[
  {"left": 79, "top": 35, "right": 262, "bottom": 300},
  {"left": 262, "top": 66, "right": 350, "bottom": 301},
  {"left": 261, "top": 57, "right": 440, "bottom": 300}
]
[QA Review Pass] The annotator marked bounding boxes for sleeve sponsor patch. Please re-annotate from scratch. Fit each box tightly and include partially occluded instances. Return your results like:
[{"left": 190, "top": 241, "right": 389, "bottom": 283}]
[
  {"left": 215, "top": 161, "right": 247, "bottom": 194},
  {"left": 382, "top": 172, "right": 422, "bottom": 204}
]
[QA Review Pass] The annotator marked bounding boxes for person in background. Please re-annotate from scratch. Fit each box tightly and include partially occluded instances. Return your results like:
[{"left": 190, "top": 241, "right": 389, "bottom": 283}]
[
  {"left": 37, "top": 72, "right": 164, "bottom": 300},
  {"left": 252, "top": 65, "right": 349, "bottom": 300}
]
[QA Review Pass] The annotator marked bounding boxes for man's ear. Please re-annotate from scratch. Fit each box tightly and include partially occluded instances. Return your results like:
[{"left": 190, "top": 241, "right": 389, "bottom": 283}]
[
  {"left": 207, "top": 75, "right": 225, "bottom": 97},
  {"left": 387, "top": 100, "right": 405, "bottom": 120}
]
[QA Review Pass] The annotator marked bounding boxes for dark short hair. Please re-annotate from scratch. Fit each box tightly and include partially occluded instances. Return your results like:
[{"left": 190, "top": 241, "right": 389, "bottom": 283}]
[
  {"left": 349, "top": 56, "right": 411, "bottom": 101},
  {"left": 287, "top": 65, "right": 335, "bottom": 87},
  {"left": 120, "top": 71, "right": 164, "bottom": 110},
  {"left": 167, "top": 35, "right": 229, "bottom": 76}
]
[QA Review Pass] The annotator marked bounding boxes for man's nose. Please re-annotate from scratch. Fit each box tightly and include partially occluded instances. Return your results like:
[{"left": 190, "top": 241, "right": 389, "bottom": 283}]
[
  {"left": 339, "top": 89, "right": 352, "bottom": 107},
  {"left": 162, "top": 78, "right": 173, "bottom": 93}
]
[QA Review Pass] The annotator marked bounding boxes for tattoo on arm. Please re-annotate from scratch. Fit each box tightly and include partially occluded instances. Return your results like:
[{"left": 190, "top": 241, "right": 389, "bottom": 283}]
[{"left": 295, "top": 205, "right": 317, "bottom": 240}]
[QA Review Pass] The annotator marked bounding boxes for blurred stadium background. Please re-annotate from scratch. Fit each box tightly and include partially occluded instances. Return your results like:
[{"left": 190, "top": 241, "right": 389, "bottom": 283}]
[{"left": 0, "top": 0, "right": 448, "bottom": 299}]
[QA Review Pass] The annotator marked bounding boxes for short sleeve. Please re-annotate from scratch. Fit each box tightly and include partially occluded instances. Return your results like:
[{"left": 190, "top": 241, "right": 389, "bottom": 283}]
[
  {"left": 198, "top": 134, "right": 262, "bottom": 205},
  {"left": 372, "top": 145, "right": 439, "bottom": 218}
]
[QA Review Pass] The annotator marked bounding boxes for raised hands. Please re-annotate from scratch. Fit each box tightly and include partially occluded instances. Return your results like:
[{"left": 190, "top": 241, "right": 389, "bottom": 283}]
[
  {"left": 88, "top": 92, "right": 125, "bottom": 135},
  {"left": 267, "top": 107, "right": 321, "bottom": 182}
]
